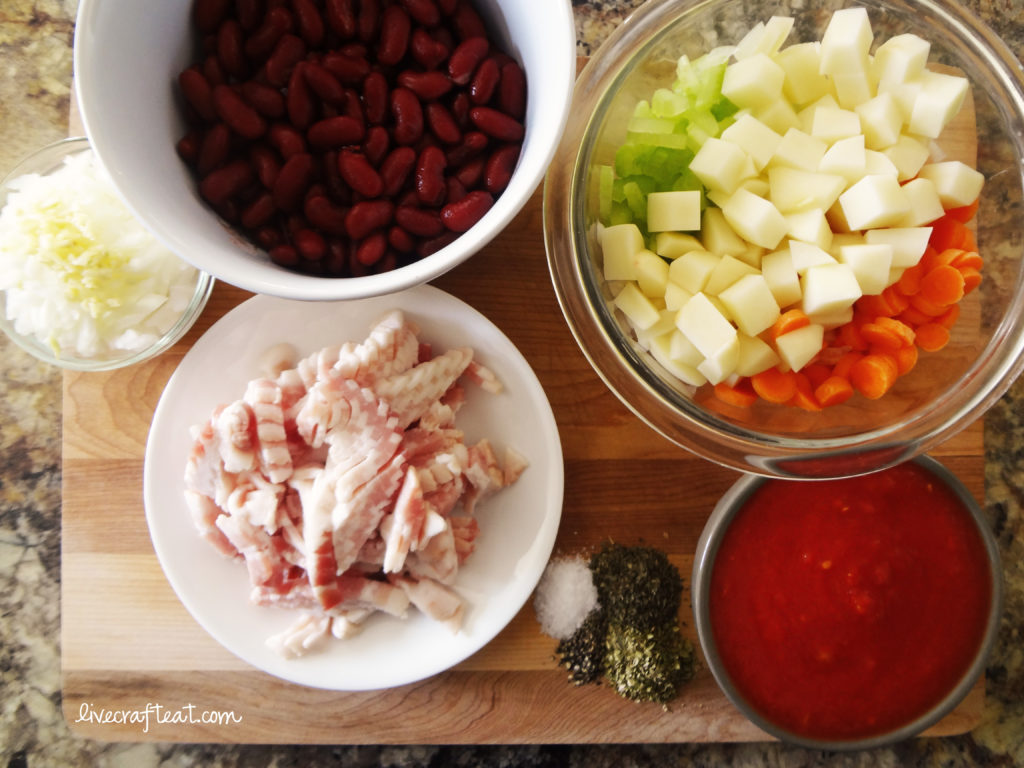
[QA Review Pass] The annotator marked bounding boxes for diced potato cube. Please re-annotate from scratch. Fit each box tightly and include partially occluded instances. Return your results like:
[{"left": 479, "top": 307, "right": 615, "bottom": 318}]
[
  {"left": 776, "top": 42, "right": 832, "bottom": 106},
  {"left": 872, "top": 33, "right": 930, "bottom": 91},
  {"left": 819, "top": 134, "right": 867, "bottom": 183},
  {"left": 669, "top": 328, "right": 705, "bottom": 366},
  {"left": 832, "top": 69, "right": 873, "bottom": 110},
  {"left": 634, "top": 249, "right": 670, "bottom": 297},
  {"left": 865, "top": 150, "right": 900, "bottom": 177},
  {"left": 689, "top": 137, "right": 751, "bottom": 194},
  {"left": 774, "top": 322, "right": 825, "bottom": 372},
  {"left": 882, "top": 134, "right": 931, "bottom": 181},
  {"left": 735, "top": 15, "right": 793, "bottom": 59},
  {"left": 855, "top": 92, "right": 903, "bottom": 150},
  {"left": 827, "top": 232, "right": 865, "bottom": 258},
  {"left": 655, "top": 231, "right": 704, "bottom": 259},
  {"left": 801, "top": 262, "right": 863, "bottom": 316},
  {"left": 614, "top": 282, "right": 661, "bottom": 330},
  {"left": 819, "top": 7, "right": 873, "bottom": 75},
  {"left": 647, "top": 190, "right": 702, "bottom": 232},
  {"left": 718, "top": 274, "right": 782, "bottom": 336},
  {"left": 702, "top": 206, "right": 747, "bottom": 257},
  {"left": 892, "top": 177, "right": 945, "bottom": 227},
  {"left": 649, "top": 332, "right": 707, "bottom": 387},
  {"left": 721, "top": 188, "right": 789, "bottom": 249},
  {"left": 810, "top": 106, "right": 863, "bottom": 143},
  {"left": 807, "top": 305, "right": 854, "bottom": 329},
  {"left": 838, "top": 174, "right": 911, "bottom": 230},
  {"left": 668, "top": 249, "right": 720, "bottom": 293},
  {"left": 798, "top": 94, "right": 840, "bottom": 134},
  {"left": 761, "top": 247, "right": 803, "bottom": 308},
  {"left": 837, "top": 243, "right": 893, "bottom": 295},
  {"left": 722, "top": 53, "right": 786, "bottom": 109},
  {"left": 770, "top": 167, "right": 847, "bottom": 217},
  {"left": 735, "top": 242, "right": 766, "bottom": 269},
  {"left": 785, "top": 208, "right": 833, "bottom": 250},
  {"left": 704, "top": 254, "right": 760, "bottom": 295},
  {"left": 735, "top": 333, "right": 781, "bottom": 377},
  {"left": 721, "top": 114, "right": 783, "bottom": 171},
  {"left": 675, "top": 291, "right": 739, "bottom": 359},
  {"left": 633, "top": 309, "right": 677, "bottom": 349},
  {"left": 864, "top": 227, "right": 932, "bottom": 267},
  {"left": 697, "top": 335, "right": 741, "bottom": 385},
  {"left": 790, "top": 239, "right": 837, "bottom": 273},
  {"left": 664, "top": 281, "right": 694, "bottom": 311},
  {"left": 600, "top": 223, "right": 644, "bottom": 281},
  {"left": 908, "top": 70, "right": 969, "bottom": 138},
  {"left": 754, "top": 99, "right": 802, "bottom": 134},
  {"left": 916, "top": 161, "right": 985, "bottom": 208},
  {"left": 770, "top": 128, "right": 828, "bottom": 172}
]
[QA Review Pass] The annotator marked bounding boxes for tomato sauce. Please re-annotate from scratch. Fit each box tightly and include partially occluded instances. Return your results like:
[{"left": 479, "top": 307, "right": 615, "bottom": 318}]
[{"left": 709, "top": 461, "right": 993, "bottom": 741}]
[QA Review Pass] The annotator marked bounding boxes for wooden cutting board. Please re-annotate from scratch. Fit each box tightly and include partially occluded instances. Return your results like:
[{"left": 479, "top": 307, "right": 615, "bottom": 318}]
[{"left": 60, "top": 72, "right": 985, "bottom": 744}]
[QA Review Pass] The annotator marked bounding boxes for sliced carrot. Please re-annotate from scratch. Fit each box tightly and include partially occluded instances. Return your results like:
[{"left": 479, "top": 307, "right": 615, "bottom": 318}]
[
  {"left": 959, "top": 266, "right": 983, "bottom": 294},
  {"left": 836, "top": 321, "right": 868, "bottom": 352},
  {"left": 802, "top": 362, "right": 833, "bottom": 389},
  {"left": 894, "top": 344, "right": 919, "bottom": 375},
  {"left": 714, "top": 378, "right": 757, "bottom": 408},
  {"left": 770, "top": 308, "right": 810, "bottom": 340},
  {"left": 915, "top": 322, "right": 951, "bottom": 352},
  {"left": 949, "top": 249, "right": 983, "bottom": 271},
  {"left": 930, "top": 217, "right": 972, "bottom": 252},
  {"left": 946, "top": 198, "right": 979, "bottom": 222},
  {"left": 898, "top": 305, "right": 934, "bottom": 327},
  {"left": 937, "top": 303, "right": 961, "bottom": 329},
  {"left": 909, "top": 292, "right": 948, "bottom": 317},
  {"left": 896, "top": 263, "right": 925, "bottom": 296},
  {"left": 876, "top": 316, "right": 916, "bottom": 347},
  {"left": 788, "top": 372, "right": 822, "bottom": 411},
  {"left": 959, "top": 228, "right": 979, "bottom": 252},
  {"left": 815, "top": 375, "right": 854, "bottom": 407},
  {"left": 833, "top": 350, "right": 864, "bottom": 379},
  {"left": 849, "top": 354, "right": 898, "bottom": 400},
  {"left": 920, "top": 247, "right": 961, "bottom": 273},
  {"left": 856, "top": 293, "right": 898, "bottom": 318},
  {"left": 751, "top": 367, "right": 799, "bottom": 404},
  {"left": 920, "top": 264, "right": 966, "bottom": 306},
  {"left": 880, "top": 285, "right": 910, "bottom": 315},
  {"left": 860, "top": 321, "right": 904, "bottom": 352}
]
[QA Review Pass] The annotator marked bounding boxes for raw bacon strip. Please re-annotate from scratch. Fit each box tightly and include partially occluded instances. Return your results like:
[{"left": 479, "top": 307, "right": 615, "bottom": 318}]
[
  {"left": 334, "top": 310, "right": 421, "bottom": 385},
  {"left": 451, "top": 516, "right": 479, "bottom": 564},
  {"left": 244, "top": 378, "right": 294, "bottom": 483},
  {"left": 373, "top": 347, "right": 474, "bottom": 428},
  {"left": 405, "top": 521, "right": 458, "bottom": 585},
  {"left": 213, "top": 401, "right": 256, "bottom": 473},
  {"left": 224, "top": 470, "right": 285, "bottom": 533},
  {"left": 382, "top": 466, "right": 427, "bottom": 574},
  {"left": 465, "top": 360, "right": 503, "bottom": 394},
  {"left": 184, "top": 490, "right": 237, "bottom": 558},
  {"left": 390, "top": 576, "right": 465, "bottom": 633}
]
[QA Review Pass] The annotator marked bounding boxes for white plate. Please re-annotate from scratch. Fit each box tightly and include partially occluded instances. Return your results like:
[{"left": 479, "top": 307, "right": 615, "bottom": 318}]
[{"left": 143, "top": 285, "right": 564, "bottom": 690}]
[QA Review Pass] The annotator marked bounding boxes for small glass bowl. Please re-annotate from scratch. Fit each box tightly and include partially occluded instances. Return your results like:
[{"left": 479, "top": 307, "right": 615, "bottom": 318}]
[
  {"left": 544, "top": 0, "right": 1024, "bottom": 478},
  {"left": 691, "top": 455, "right": 1002, "bottom": 749},
  {"left": 0, "top": 137, "right": 213, "bottom": 372}
]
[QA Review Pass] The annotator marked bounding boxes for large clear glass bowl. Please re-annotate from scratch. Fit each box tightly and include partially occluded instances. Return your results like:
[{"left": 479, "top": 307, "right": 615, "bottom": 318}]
[{"left": 544, "top": 0, "right": 1024, "bottom": 478}]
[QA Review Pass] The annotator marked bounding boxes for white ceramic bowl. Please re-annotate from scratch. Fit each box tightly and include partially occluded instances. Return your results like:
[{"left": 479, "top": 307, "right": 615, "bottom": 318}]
[{"left": 73, "top": 0, "right": 575, "bottom": 300}]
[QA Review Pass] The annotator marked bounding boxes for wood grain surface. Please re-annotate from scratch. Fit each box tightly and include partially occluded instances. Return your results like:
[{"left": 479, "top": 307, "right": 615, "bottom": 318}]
[{"left": 60, "top": 69, "right": 985, "bottom": 744}]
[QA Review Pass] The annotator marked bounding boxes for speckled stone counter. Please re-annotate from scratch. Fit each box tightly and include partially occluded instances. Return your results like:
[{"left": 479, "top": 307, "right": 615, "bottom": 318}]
[{"left": 2, "top": 1, "right": 1023, "bottom": 766}]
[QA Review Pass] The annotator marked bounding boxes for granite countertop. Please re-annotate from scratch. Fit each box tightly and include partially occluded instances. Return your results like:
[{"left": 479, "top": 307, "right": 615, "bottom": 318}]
[{"left": 2, "top": 1, "right": 1022, "bottom": 766}]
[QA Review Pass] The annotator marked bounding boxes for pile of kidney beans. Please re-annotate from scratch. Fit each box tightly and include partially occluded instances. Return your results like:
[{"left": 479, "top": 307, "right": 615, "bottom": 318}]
[{"left": 175, "top": 0, "right": 527, "bottom": 277}]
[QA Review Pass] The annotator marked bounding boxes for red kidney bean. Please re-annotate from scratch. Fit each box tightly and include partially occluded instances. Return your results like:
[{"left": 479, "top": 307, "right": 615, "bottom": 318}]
[
  {"left": 362, "top": 72, "right": 388, "bottom": 124},
  {"left": 194, "top": 0, "right": 232, "bottom": 34},
  {"left": 391, "top": 87, "right": 424, "bottom": 146},
  {"left": 285, "top": 64, "right": 314, "bottom": 128},
  {"left": 398, "top": 70, "right": 453, "bottom": 101},
  {"left": 202, "top": 54, "right": 228, "bottom": 88},
  {"left": 377, "top": 5, "right": 411, "bottom": 67},
  {"left": 400, "top": 0, "right": 440, "bottom": 27},
  {"left": 308, "top": 115, "right": 365, "bottom": 149},
  {"left": 244, "top": 6, "right": 291, "bottom": 60},
  {"left": 469, "top": 56, "right": 500, "bottom": 105},
  {"left": 431, "top": 24, "right": 455, "bottom": 52},
  {"left": 414, "top": 145, "right": 446, "bottom": 206},
  {"left": 200, "top": 160, "right": 255, "bottom": 206},
  {"left": 448, "top": 36, "right": 488, "bottom": 85},
  {"left": 357, "top": 0, "right": 380, "bottom": 44},
  {"left": 179, "top": 68, "right": 217, "bottom": 123},
  {"left": 322, "top": 52, "right": 371, "bottom": 85},
  {"left": 440, "top": 189, "right": 493, "bottom": 231},
  {"left": 410, "top": 27, "right": 448, "bottom": 69},
  {"left": 417, "top": 230, "right": 458, "bottom": 258},
  {"left": 346, "top": 199, "right": 394, "bottom": 239},
  {"left": 437, "top": 0, "right": 458, "bottom": 14},
  {"left": 498, "top": 60, "right": 527, "bottom": 120},
  {"left": 241, "top": 192, "right": 277, "bottom": 229},
  {"left": 355, "top": 232, "right": 388, "bottom": 265},
  {"left": 484, "top": 143, "right": 520, "bottom": 193},
  {"left": 425, "top": 102, "right": 461, "bottom": 145},
  {"left": 342, "top": 88, "right": 366, "bottom": 124},
  {"left": 292, "top": 0, "right": 325, "bottom": 48},
  {"left": 303, "top": 61, "right": 346, "bottom": 105},
  {"left": 294, "top": 228, "right": 327, "bottom": 260},
  {"left": 269, "top": 122, "right": 307, "bottom": 157},
  {"left": 257, "top": 225, "right": 283, "bottom": 249},
  {"left": 388, "top": 225, "right": 416, "bottom": 253},
  {"left": 363, "top": 125, "right": 390, "bottom": 166},
  {"left": 197, "top": 123, "right": 232, "bottom": 175},
  {"left": 265, "top": 34, "right": 306, "bottom": 87},
  {"left": 304, "top": 195, "right": 349, "bottom": 235},
  {"left": 177, "top": 131, "right": 201, "bottom": 165},
  {"left": 241, "top": 80, "right": 286, "bottom": 118},
  {"left": 250, "top": 145, "right": 282, "bottom": 188},
  {"left": 270, "top": 243, "right": 301, "bottom": 267},
  {"left": 446, "top": 176, "right": 467, "bottom": 203},
  {"left": 234, "top": 0, "right": 263, "bottom": 32},
  {"left": 213, "top": 84, "right": 267, "bottom": 138},
  {"left": 217, "top": 19, "right": 249, "bottom": 79},
  {"left": 273, "top": 152, "right": 315, "bottom": 211},
  {"left": 450, "top": 91, "right": 470, "bottom": 129},
  {"left": 325, "top": 0, "right": 356, "bottom": 39},
  {"left": 396, "top": 205, "right": 444, "bottom": 237},
  {"left": 444, "top": 130, "right": 487, "bottom": 166},
  {"left": 453, "top": 156, "right": 484, "bottom": 188},
  {"left": 451, "top": 2, "right": 487, "bottom": 40},
  {"left": 469, "top": 106, "right": 523, "bottom": 141},
  {"left": 380, "top": 146, "right": 417, "bottom": 197},
  {"left": 338, "top": 150, "right": 384, "bottom": 197}
]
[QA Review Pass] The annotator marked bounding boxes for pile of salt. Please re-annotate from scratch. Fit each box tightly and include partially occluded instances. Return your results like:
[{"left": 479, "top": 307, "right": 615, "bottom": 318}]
[{"left": 532, "top": 555, "right": 600, "bottom": 640}]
